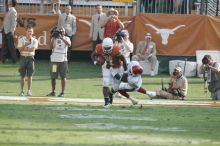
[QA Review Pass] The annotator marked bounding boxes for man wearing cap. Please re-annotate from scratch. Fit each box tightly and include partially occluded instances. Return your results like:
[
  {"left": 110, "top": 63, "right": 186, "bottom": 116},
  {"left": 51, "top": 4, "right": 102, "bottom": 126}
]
[
  {"left": 102, "top": 8, "right": 124, "bottom": 39},
  {"left": 132, "top": 33, "right": 157, "bottom": 76},
  {"left": 47, "top": 27, "right": 71, "bottom": 97},
  {"left": 199, "top": 55, "right": 220, "bottom": 100},
  {"left": 147, "top": 67, "right": 188, "bottom": 100}
]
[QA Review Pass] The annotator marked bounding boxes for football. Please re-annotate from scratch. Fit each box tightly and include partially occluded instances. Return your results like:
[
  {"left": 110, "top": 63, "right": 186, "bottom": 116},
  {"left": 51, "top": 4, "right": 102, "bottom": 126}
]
[{"left": 96, "top": 55, "right": 105, "bottom": 65}]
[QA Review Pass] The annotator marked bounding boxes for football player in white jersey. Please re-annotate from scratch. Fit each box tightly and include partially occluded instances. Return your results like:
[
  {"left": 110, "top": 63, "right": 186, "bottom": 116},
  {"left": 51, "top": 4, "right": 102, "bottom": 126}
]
[{"left": 115, "top": 61, "right": 156, "bottom": 103}]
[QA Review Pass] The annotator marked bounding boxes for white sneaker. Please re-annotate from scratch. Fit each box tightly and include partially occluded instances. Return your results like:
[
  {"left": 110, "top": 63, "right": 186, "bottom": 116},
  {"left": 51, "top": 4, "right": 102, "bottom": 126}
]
[
  {"left": 20, "top": 91, "right": 24, "bottom": 96},
  {"left": 27, "top": 90, "right": 32, "bottom": 96},
  {"left": 103, "top": 103, "right": 111, "bottom": 108},
  {"left": 150, "top": 71, "right": 154, "bottom": 76},
  {"left": 129, "top": 97, "right": 138, "bottom": 105},
  {"left": 146, "top": 91, "right": 156, "bottom": 99}
]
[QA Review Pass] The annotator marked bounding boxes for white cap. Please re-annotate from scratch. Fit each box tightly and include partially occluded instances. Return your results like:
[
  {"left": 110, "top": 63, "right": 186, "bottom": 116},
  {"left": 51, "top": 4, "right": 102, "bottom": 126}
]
[
  {"left": 145, "top": 33, "right": 152, "bottom": 39},
  {"left": 121, "top": 29, "right": 129, "bottom": 37}
]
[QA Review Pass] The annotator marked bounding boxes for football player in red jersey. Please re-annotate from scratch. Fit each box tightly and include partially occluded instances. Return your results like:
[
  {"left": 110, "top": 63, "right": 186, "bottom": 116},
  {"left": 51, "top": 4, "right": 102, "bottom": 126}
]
[{"left": 92, "top": 37, "right": 127, "bottom": 108}]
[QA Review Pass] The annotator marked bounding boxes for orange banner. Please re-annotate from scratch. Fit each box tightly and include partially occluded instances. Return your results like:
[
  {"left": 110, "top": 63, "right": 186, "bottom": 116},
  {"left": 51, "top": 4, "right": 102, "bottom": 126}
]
[{"left": 1, "top": 13, "right": 220, "bottom": 56}]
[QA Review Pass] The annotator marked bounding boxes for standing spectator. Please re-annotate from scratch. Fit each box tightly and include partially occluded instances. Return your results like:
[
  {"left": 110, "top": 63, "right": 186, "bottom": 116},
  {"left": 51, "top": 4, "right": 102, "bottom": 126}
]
[
  {"left": 148, "top": 67, "right": 188, "bottom": 100},
  {"left": 47, "top": 27, "right": 71, "bottom": 97},
  {"left": 199, "top": 55, "right": 220, "bottom": 100},
  {"left": 89, "top": 4, "right": 106, "bottom": 52},
  {"left": 17, "top": 26, "right": 38, "bottom": 96},
  {"left": 102, "top": 8, "right": 124, "bottom": 39},
  {"left": 115, "top": 29, "right": 133, "bottom": 64},
  {"left": 1, "top": 0, "right": 17, "bottom": 64},
  {"left": 50, "top": 0, "right": 61, "bottom": 14},
  {"left": 57, "top": 5, "right": 76, "bottom": 61},
  {"left": 132, "top": 33, "right": 157, "bottom": 76}
]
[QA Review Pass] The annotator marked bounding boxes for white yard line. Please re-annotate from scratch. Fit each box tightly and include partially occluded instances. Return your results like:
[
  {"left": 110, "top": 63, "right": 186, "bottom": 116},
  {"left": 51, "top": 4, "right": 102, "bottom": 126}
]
[{"left": 0, "top": 96, "right": 220, "bottom": 107}]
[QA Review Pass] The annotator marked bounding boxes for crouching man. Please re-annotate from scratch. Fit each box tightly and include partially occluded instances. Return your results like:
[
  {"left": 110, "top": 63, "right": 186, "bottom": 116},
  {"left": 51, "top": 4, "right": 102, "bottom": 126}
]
[{"left": 148, "top": 67, "right": 188, "bottom": 100}]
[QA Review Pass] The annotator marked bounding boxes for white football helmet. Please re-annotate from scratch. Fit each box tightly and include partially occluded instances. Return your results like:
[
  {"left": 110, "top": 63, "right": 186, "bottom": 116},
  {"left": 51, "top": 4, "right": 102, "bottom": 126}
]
[{"left": 102, "top": 37, "right": 113, "bottom": 54}]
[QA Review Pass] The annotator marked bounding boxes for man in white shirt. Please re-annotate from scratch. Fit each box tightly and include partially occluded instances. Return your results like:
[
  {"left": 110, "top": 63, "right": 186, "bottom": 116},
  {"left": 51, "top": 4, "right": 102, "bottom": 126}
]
[
  {"left": 57, "top": 5, "right": 76, "bottom": 61},
  {"left": 17, "top": 26, "right": 38, "bottom": 96},
  {"left": 89, "top": 4, "right": 106, "bottom": 52},
  {"left": 47, "top": 27, "right": 71, "bottom": 97}
]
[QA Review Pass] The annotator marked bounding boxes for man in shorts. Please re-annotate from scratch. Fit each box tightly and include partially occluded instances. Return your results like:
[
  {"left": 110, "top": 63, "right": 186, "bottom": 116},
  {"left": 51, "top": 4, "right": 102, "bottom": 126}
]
[
  {"left": 17, "top": 26, "right": 38, "bottom": 96},
  {"left": 47, "top": 27, "right": 71, "bottom": 97}
]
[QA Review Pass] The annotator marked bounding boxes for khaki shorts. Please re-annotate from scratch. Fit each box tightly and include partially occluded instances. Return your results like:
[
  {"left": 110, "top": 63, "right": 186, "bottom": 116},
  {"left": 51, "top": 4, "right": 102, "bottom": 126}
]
[
  {"left": 19, "top": 56, "right": 35, "bottom": 77},
  {"left": 50, "top": 61, "right": 68, "bottom": 79}
]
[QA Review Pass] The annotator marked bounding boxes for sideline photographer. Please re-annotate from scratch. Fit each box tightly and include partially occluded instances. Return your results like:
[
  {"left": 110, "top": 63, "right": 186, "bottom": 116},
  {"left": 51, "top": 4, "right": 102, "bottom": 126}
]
[
  {"left": 115, "top": 30, "right": 133, "bottom": 63},
  {"left": 199, "top": 55, "right": 220, "bottom": 100},
  {"left": 47, "top": 27, "right": 71, "bottom": 97},
  {"left": 147, "top": 67, "right": 188, "bottom": 100}
]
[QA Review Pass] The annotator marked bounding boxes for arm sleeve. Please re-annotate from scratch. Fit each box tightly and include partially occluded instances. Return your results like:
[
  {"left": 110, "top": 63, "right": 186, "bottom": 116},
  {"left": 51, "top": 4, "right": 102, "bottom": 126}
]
[
  {"left": 10, "top": 11, "right": 17, "bottom": 33},
  {"left": 72, "top": 16, "right": 77, "bottom": 35}
]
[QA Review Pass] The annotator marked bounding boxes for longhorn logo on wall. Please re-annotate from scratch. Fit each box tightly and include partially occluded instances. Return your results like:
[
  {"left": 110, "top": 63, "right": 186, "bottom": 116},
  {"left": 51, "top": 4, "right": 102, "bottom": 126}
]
[{"left": 146, "top": 24, "right": 186, "bottom": 45}]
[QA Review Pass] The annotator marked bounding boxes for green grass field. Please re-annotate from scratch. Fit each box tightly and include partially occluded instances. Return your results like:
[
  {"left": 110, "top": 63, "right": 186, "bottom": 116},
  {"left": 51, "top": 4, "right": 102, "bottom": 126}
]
[{"left": 0, "top": 61, "right": 220, "bottom": 146}]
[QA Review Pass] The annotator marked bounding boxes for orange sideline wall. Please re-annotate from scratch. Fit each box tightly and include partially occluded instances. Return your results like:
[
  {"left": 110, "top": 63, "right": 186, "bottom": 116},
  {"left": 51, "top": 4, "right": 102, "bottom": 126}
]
[{"left": 0, "top": 13, "right": 220, "bottom": 56}]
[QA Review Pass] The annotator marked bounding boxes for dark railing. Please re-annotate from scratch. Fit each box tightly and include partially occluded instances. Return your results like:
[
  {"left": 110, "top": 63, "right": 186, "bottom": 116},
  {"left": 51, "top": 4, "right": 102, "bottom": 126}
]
[{"left": 137, "top": 0, "right": 220, "bottom": 16}]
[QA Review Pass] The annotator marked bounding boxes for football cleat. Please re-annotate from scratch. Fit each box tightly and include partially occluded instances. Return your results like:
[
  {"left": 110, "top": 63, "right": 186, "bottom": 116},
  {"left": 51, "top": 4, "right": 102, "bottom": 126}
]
[
  {"left": 128, "top": 97, "right": 138, "bottom": 105},
  {"left": 103, "top": 103, "right": 111, "bottom": 108}
]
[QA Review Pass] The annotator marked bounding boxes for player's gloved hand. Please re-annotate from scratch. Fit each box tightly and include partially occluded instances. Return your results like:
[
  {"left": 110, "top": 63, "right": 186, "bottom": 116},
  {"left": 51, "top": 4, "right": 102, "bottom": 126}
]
[
  {"left": 106, "top": 62, "right": 111, "bottom": 69},
  {"left": 114, "top": 73, "right": 122, "bottom": 80},
  {"left": 93, "top": 61, "right": 97, "bottom": 65},
  {"left": 123, "top": 69, "right": 129, "bottom": 74}
]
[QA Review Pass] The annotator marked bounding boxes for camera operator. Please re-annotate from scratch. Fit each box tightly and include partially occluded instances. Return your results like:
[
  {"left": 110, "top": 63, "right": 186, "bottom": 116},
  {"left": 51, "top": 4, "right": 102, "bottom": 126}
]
[
  {"left": 147, "top": 67, "right": 188, "bottom": 100},
  {"left": 47, "top": 27, "right": 71, "bottom": 97},
  {"left": 199, "top": 55, "right": 220, "bottom": 100},
  {"left": 115, "top": 29, "right": 133, "bottom": 63}
]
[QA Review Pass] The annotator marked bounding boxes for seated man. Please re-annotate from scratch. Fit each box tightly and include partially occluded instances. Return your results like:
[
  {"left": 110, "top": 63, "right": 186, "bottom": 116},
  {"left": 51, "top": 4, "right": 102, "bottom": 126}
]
[
  {"left": 148, "top": 67, "right": 188, "bottom": 100},
  {"left": 132, "top": 33, "right": 157, "bottom": 76}
]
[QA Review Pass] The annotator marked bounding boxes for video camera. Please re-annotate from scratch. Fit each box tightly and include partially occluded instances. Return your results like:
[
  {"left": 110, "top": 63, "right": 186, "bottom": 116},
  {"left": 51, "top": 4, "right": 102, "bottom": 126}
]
[
  {"left": 202, "top": 55, "right": 211, "bottom": 65},
  {"left": 115, "top": 31, "right": 126, "bottom": 43},
  {"left": 51, "top": 27, "right": 62, "bottom": 38}
]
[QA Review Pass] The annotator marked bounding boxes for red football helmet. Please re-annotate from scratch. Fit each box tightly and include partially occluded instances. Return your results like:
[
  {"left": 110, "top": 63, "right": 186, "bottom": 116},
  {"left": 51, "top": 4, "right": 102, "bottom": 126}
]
[{"left": 131, "top": 65, "right": 143, "bottom": 75}]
